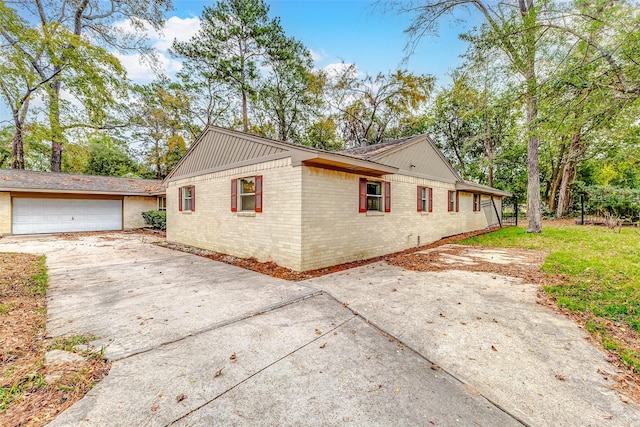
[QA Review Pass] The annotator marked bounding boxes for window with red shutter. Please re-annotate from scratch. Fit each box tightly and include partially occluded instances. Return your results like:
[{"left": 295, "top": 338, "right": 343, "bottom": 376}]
[
  {"left": 255, "top": 175, "right": 263, "bottom": 212},
  {"left": 384, "top": 182, "right": 391, "bottom": 212},
  {"left": 455, "top": 191, "right": 459, "bottom": 212},
  {"left": 190, "top": 185, "right": 195, "bottom": 211},
  {"left": 417, "top": 186, "right": 423, "bottom": 212},
  {"left": 428, "top": 187, "right": 433, "bottom": 212},
  {"left": 178, "top": 187, "right": 183, "bottom": 211},
  {"left": 231, "top": 179, "right": 237, "bottom": 212}
]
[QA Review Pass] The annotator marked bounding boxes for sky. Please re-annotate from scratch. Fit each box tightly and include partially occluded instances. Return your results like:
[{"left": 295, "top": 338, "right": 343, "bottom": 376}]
[{"left": 0, "top": 0, "right": 482, "bottom": 125}]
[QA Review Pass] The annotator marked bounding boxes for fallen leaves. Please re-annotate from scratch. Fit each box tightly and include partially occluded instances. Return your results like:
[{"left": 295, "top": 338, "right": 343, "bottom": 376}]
[
  {"left": 214, "top": 368, "right": 223, "bottom": 377},
  {"left": 230, "top": 352, "right": 237, "bottom": 362},
  {"left": 491, "top": 345, "right": 498, "bottom": 352},
  {"left": 555, "top": 374, "right": 565, "bottom": 381},
  {"left": 319, "top": 342, "right": 327, "bottom": 349},
  {"left": 176, "top": 394, "right": 186, "bottom": 403}
]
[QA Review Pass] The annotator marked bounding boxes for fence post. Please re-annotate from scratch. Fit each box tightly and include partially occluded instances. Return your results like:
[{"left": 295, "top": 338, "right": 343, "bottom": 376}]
[
  {"left": 581, "top": 194, "right": 585, "bottom": 225},
  {"left": 515, "top": 201, "right": 519, "bottom": 227}
]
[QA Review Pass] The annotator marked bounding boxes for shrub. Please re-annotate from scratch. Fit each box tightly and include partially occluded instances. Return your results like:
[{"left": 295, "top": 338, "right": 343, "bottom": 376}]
[{"left": 141, "top": 210, "right": 166, "bottom": 230}]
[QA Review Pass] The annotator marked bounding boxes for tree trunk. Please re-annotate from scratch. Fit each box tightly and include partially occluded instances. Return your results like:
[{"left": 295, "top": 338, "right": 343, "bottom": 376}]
[
  {"left": 242, "top": 89, "right": 248, "bottom": 132},
  {"left": 556, "top": 131, "right": 581, "bottom": 217},
  {"left": 49, "top": 76, "right": 64, "bottom": 172},
  {"left": 525, "top": 88, "right": 542, "bottom": 233},
  {"left": 11, "top": 127, "right": 25, "bottom": 169}
]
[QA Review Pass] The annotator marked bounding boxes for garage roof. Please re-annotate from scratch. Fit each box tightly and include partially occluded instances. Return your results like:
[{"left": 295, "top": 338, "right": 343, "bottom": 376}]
[{"left": 0, "top": 169, "right": 164, "bottom": 196}]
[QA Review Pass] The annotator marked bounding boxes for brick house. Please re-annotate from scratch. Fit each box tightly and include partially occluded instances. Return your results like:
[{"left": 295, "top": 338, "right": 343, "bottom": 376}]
[
  {"left": 0, "top": 169, "right": 165, "bottom": 234},
  {"left": 164, "top": 126, "right": 510, "bottom": 271}
]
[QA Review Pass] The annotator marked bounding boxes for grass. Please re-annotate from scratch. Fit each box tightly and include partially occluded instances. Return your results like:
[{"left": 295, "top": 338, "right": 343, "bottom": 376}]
[
  {"left": 461, "top": 221, "right": 640, "bottom": 373},
  {"left": 0, "top": 253, "right": 110, "bottom": 426}
]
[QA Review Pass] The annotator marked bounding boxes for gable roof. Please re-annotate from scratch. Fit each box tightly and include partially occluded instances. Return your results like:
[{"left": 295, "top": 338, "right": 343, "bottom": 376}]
[
  {"left": 341, "top": 134, "right": 463, "bottom": 182},
  {"left": 164, "top": 126, "right": 397, "bottom": 183},
  {"left": 0, "top": 169, "right": 164, "bottom": 196}
]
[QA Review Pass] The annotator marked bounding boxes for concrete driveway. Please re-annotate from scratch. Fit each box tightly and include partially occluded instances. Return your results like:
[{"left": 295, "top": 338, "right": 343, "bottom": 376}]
[{"left": 2, "top": 233, "right": 518, "bottom": 426}]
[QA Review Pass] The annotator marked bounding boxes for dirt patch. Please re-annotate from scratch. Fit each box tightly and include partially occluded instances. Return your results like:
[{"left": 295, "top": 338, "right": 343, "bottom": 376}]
[
  {"left": 389, "top": 244, "right": 548, "bottom": 285},
  {"left": 0, "top": 253, "right": 110, "bottom": 427}
]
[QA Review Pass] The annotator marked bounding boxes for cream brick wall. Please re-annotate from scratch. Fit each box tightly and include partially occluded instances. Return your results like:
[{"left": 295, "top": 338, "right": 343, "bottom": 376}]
[
  {"left": 0, "top": 192, "right": 11, "bottom": 235},
  {"left": 123, "top": 196, "right": 158, "bottom": 229},
  {"left": 299, "top": 167, "right": 492, "bottom": 271},
  {"left": 166, "top": 158, "right": 304, "bottom": 270}
]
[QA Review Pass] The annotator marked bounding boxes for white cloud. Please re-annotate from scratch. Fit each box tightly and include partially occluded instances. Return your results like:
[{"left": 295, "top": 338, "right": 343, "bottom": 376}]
[
  {"left": 153, "top": 16, "right": 201, "bottom": 52},
  {"left": 309, "top": 49, "right": 326, "bottom": 62},
  {"left": 322, "top": 62, "right": 359, "bottom": 78},
  {"left": 111, "top": 16, "right": 201, "bottom": 83},
  {"left": 113, "top": 52, "right": 183, "bottom": 83}
]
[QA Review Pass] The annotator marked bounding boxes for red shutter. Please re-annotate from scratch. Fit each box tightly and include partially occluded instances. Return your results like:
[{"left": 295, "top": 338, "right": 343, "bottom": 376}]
[
  {"left": 178, "top": 187, "right": 183, "bottom": 211},
  {"left": 231, "top": 179, "right": 237, "bottom": 212},
  {"left": 447, "top": 190, "right": 452, "bottom": 212},
  {"left": 428, "top": 187, "right": 433, "bottom": 212},
  {"left": 384, "top": 181, "right": 391, "bottom": 213},
  {"left": 417, "top": 186, "right": 422, "bottom": 212},
  {"left": 359, "top": 178, "right": 367, "bottom": 213},
  {"left": 190, "top": 185, "right": 195, "bottom": 211},
  {"left": 255, "top": 175, "right": 263, "bottom": 212},
  {"left": 456, "top": 191, "right": 459, "bottom": 212}
]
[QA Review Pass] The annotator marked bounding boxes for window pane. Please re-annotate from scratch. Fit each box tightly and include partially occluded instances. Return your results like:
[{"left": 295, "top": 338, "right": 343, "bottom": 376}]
[
  {"left": 367, "top": 182, "right": 381, "bottom": 196},
  {"left": 241, "top": 178, "right": 255, "bottom": 194},
  {"left": 367, "top": 196, "right": 381, "bottom": 211},
  {"left": 184, "top": 199, "right": 192, "bottom": 211},
  {"left": 184, "top": 187, "right": 191, "bottom": 198},
  {"left": 241, "top": 195, "right": 255, "bottom": 211}
]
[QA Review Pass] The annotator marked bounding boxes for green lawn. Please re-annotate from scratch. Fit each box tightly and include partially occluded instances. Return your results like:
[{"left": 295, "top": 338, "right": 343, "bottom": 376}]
[{"left": 461, "top": 222, "right": 640, "bottom": 373}]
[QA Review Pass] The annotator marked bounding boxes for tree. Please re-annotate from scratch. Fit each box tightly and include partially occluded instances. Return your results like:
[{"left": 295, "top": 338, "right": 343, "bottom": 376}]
[
  {"left": 253, "top": 36, "right": 315, "bottom": 142},
  {"left": 173, "top": 0, "right": 292, "bottom": 132},
  {"left": 83, "top": 134, "right": 139, "bottom": 177},
  {"left": 387, "top": 0, "right": 552, "bottom": 232},
  {"left": 130, "top": 79, "right": 190, "bottom": 179},
  {"left": 328, "top": 65, "right": 433, "bottom": 147},
  {"left": 1, "top": 0, "right": 172, "bottom": 172}
]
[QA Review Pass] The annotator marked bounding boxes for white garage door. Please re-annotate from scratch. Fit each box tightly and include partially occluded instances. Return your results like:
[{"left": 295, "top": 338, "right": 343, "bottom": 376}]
[{"left": 12, "top": 198, "right": 123, "bottom": 234}]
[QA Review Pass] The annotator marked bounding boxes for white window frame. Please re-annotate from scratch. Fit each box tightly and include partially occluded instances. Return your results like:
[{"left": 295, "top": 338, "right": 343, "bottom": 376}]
[
  {"left": 182, "top": 187, "right": 192, "bottom": 211},
  {"left": 367, "top": 181, "right": 383, "bottom": 212},
  {"left": 420, "top": 187, "right": 428, "bottom": 212},
  {"left": 239, "top": 177, "right": 256, "bottom": 212},
  {"left": 158, "top": 196, "right": 166, "bottom": 211}
]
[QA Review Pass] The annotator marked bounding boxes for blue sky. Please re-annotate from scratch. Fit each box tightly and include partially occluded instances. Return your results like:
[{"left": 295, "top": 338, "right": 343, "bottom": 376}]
[{"left": 1, "top": 0, "right": 481, "bottom": 125}]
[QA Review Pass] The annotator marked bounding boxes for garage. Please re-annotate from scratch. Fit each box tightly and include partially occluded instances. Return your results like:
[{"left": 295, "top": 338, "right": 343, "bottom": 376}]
[{"left": 12, "top": 197, "right": 123, "bottom": 235}]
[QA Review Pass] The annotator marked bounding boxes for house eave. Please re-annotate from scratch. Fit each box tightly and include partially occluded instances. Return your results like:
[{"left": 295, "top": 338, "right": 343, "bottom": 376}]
[
  {"left": 293, "top": 152, "right": 398, "bottom": 176},
  {"left": 1, "top": 188, "right": 163, "bottom": 197},
  {"left": 455, "top": 181, "right": 511, "bottom": 197}
]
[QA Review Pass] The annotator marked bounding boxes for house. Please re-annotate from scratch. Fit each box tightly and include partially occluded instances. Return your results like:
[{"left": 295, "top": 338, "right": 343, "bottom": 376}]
[
  {"left": 164, "top": 126, "right": 510, "bottom": 272},
  {"left": 0, "top": 169, "right": 165, "bottom": 235},
  {"left": 164, "top": 126, "right": 509, "bottom": 271}
]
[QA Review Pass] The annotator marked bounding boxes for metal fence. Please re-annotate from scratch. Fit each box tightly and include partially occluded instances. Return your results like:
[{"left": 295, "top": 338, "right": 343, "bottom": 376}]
[
  {"left": 501, "top": 197, "right": 521, "bottom": 227},
  {"left": 574, "top": 193, "right": 640, "bottom": 226}
]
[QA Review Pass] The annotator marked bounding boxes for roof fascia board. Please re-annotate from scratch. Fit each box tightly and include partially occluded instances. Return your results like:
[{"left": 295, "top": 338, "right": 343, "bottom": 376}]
[
  {"left": 3, "top": 189, "right": 159, "bottom": 196},
  {"left": 291, "top": 152, "right": 398, "bottom": 174},
  {"left": 390, "top": 170, "right": 458, "bottom": 184},
  {"left": 455, "top": 181, "right": 511, "bottom": 197}
]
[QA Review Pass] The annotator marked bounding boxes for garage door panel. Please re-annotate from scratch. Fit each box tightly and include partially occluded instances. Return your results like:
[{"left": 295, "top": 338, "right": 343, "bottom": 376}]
[{"left": 12, "top": 198, "right": 122, "bottom": 234}]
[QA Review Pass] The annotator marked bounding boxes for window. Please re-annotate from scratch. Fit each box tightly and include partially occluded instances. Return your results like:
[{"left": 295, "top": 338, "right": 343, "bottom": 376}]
[
  {"left": 359, "top": 178, "right": 390, "bottom": 213},
  {"left": 417, "top": 186, "right": 432, "bottom": 212},
  {"left": 178, "top": 186, "right": 195, "bottom": 212},
  {"left": 158, "top": 196, "right": 166, "bottom": 211},
  {"left": 473, "top": 194, "right": 481, "bottom": 212},
  {"left": 447, "top": 190, "right": 458, "bottom": 212},
  {"left": 231, "top": 176, "right": 262, "bottom": 213}
]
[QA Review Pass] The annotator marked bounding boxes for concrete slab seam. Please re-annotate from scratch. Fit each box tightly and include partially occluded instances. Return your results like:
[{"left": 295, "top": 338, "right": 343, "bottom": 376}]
[
  {"left": 318, "top": 286, "right": 531, "bottom": 427},
  {"left": 111, "top": 290, "right": 324, "bottom": 362},
  {"left": 165, "top": 314, "right": 359, "bottom": 426}
]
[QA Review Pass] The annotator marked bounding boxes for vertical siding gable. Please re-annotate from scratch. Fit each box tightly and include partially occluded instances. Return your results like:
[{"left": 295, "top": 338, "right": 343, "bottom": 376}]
[
  {"left": 169, "top": 128, "right": 288, "bottom": 179},
  {"left": 370, "top": 138, "right": 460, "bottom": 181}
]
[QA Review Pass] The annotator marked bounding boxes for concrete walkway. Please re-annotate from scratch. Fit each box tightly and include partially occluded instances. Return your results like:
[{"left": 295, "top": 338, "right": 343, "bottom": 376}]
[{"left": 2, "top": 233, "right": 519, "bottom": 426}]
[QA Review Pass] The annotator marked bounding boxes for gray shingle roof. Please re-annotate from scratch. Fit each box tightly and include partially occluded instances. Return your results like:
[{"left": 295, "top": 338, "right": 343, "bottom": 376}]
[
  {"left": 339, "top": 137, "right": 414, "bottom": 160},
  {"left": 0, "top": 169, "right": 164, "bottom": 195}
]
